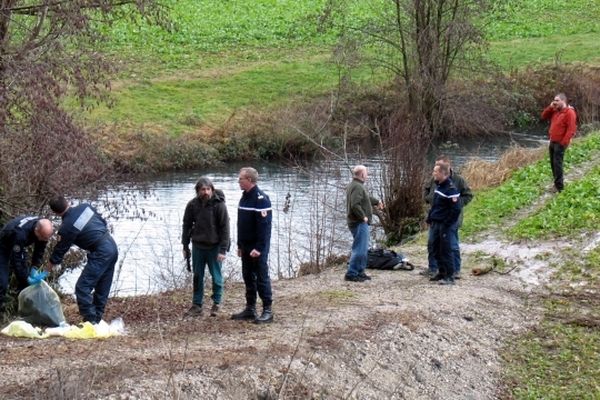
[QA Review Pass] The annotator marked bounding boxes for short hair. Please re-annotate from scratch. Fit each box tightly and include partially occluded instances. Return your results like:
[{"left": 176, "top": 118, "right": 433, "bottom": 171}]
[
  {"left": 435, "top": 155, "right": 451, "bottom": 167},
  {"left": 556, "top": 93, "right": 567, "bottom": 102},
  {"left": 352, "top": 165, "right": 367, "bottom": 177},
  {"left": 34, "top": 219, "right": 53, "bottom": 241},
  {"left": 436, "top": 163, "right": 450, "bottom": 176},
  {"left": 49, "top": 196, "right": 69, "bottom": 214},
  {"left": 194, "top": 176, "right": 214, "bottom": 193},
  {"left": 240, "top": 167, "right": 258, "bottom": 183}
]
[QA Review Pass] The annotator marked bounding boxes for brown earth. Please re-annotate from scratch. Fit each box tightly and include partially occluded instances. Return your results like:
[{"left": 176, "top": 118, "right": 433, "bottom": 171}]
[{"left": 0, "top": 239, "right": 543, "bottom": 400}]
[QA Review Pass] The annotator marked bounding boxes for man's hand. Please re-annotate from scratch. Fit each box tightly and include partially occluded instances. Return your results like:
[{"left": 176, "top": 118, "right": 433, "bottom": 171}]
[
  {"left": 217, "top": 253, "right": 226, "bottom": 262},
  {"left": 183, "top": 246, "right": 191, "bottom": 272},
  {"left": 250, "top": 249, "right": 261, "bottom": 258}
]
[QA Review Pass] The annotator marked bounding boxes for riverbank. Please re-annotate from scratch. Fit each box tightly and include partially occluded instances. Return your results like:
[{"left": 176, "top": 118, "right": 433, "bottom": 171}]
[
  {"left": 0, "top": 247, "right": 540, "bottom": 399},
  {"left": 0, "top": 133, "right": 598, "bottom": 398}
]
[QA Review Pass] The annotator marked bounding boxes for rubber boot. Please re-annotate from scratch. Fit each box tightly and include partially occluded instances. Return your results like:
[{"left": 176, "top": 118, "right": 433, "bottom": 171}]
[
  {"left": 254, "top": 306, "right": 273, "bottom": 324},
  {"left": 231, "top": 305, "right": 257, "bottom": 320}
]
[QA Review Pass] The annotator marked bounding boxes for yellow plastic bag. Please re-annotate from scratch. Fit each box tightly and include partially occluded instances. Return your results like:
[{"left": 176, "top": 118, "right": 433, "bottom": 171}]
[
  {"left": 2, "top": 318, "right": 125, "bottom": 339},
  {"left": 1, "top": 320, "right": 48, "bottom": 339}
]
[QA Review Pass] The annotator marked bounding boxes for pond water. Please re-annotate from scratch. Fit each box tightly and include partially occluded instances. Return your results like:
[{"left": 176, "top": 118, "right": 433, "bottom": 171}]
[{"left": 58, "top": 131, "right": 547, "bottom": 296}]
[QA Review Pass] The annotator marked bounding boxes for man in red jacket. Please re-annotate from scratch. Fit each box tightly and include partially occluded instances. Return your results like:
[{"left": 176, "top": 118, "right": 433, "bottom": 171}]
[{"left": 541, "top": 93, "right": 577, "bottom": 192}]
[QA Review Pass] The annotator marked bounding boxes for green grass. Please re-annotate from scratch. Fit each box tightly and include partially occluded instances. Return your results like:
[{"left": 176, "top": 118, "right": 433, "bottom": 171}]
[
  {"left": 510, "top": 165, "right": 600, "bottom": 239},
  {"left": 485, "top": 0, "right": 600, "bottom": 40},
  {"left": 488, "top": 32, "right": 600, "bottom": 70},
  {"left": 461, "top": 131, "right": 600, "bottom": 238},
  {"left": 87, "top": 49, "right": 388, "bottom": 133},
  {"left": 87, "top": 0, "right": 600, "bottom": 135},
  {"left": 504, "top": 243, "right": 600, "bottom": 400},
  {"left": 506, "top": 318, "right": 600, "bottom": 400}
]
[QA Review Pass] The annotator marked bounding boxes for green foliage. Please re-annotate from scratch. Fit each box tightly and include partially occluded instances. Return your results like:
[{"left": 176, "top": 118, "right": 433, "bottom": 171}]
[
  {"left": 510, "top": 165, "right": 600, "bottom": 239},
  {"left": 461, "top": 132, "right": 600, "bottom": 238},
  {"left": 504, "top": 241, "right": 600, "bottom": 399},
  {"left": 506, "top": 320, "right": 600, "bottom": 400},
  {"left": 485, "top": 0, "right": 600, "bottom": 40},
  {"left": 102, "top": 0, "right": 380, "bottom": 68}
]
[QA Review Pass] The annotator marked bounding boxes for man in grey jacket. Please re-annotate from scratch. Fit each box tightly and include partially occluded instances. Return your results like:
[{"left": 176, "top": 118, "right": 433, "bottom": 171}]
[{"left": 182, "top": 177, "right": 230, "bottom": 317}]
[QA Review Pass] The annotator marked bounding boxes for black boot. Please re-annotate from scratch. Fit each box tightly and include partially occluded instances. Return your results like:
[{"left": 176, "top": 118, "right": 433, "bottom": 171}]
[
  {"left": 231, "top": 306, "right": 257, "bottom": 320},
  {"left": 254, "top": 306, "right": 273, "bottom": 324}
]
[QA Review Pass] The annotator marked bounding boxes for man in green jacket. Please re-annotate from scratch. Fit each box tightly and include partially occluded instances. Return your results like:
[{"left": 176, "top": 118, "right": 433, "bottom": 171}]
[
  {"left": 345, "top": 165, "right": 382, "bottom": 282},
  {"left": 423, "top": 156, "right": 473, "bottom": 278}
]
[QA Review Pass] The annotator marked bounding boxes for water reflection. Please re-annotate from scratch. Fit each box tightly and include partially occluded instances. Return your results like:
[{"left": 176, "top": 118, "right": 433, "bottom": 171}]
[{"left": 58, "top": 132, "right": 547, "bottom": 296}]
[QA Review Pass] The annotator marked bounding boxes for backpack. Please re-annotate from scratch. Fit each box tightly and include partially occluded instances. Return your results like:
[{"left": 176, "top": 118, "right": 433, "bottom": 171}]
[{"left": 367, "top": 248, "right": 414, "bottom": 271}]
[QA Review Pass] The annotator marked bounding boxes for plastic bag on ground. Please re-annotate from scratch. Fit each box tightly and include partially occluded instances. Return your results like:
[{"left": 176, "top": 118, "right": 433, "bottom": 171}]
[
  {"left": 3, "top": 318, "right": 126, "bottom": 339},
  {"left": 1, "top": 320, "right": 48, "bottom": 339},
  {"left": 18, "top": 274, "right": 66, "bottom": 327}
]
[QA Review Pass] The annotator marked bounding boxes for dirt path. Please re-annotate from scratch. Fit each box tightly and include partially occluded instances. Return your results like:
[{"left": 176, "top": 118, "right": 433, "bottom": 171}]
[
  {"left": 4, "top": 153, "right": 597, "bottom": 399},
  {"left": 0, "top": 242, "right": 539, "bottom": 399}
]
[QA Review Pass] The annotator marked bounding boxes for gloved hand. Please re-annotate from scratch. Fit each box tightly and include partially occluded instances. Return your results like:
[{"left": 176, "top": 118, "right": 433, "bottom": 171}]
[{"left": 183, "top": 246, "right": 191, "bottom": 272}]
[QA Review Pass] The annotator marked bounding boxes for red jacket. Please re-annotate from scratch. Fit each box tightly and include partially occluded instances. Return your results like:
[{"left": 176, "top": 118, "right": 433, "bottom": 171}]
[{"left": 541, "top": 106, "right": 577, "bottom": 147}]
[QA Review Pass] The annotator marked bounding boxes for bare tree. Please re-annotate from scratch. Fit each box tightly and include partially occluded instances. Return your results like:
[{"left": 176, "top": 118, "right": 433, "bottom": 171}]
[
  {"left": 346, "top": 0, "right": 488, "bottom": 138},
  {"left": 0, "top": 0, "right": 164, "bottom": 216}
]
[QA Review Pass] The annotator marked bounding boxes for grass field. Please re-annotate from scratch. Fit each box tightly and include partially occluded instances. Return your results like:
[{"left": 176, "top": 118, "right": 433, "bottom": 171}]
[{"left": 86, "top": 0, "right": 600, "bottom": 136}]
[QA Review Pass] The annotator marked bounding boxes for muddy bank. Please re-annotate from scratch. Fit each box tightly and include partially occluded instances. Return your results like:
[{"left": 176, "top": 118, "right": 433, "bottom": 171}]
[{"left": 0, "top": 240, "right": 541, "bottom": 399}]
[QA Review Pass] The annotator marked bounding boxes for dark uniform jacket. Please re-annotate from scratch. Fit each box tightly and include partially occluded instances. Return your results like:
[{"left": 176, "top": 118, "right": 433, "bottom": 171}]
[
  {"left": 426, "top": 178, "right": 462, "bottom": 227},
  {"left": 424, "top": 169, "right": 473, "bottom": 225},
  {"left": 182, "top": 190, "right": 230, "bottom": 254},
  {"left": 237, "top": 185, "right": 272, "bottom": 254},
  {"left": 50, "top": 204, "right": 111, "bottom": 265},
  {"left": 346, "top": 178, "right": 379, "bottom": 229},
  {"left": 0, "top": 216, "right": 47, "bottom": 269}
]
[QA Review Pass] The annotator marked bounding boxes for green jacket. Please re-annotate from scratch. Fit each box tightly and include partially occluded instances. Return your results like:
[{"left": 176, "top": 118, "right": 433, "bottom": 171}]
[
  {"left": 424, "top": 169, "right": 473, "bottom": 226},
  {"left": 346, "top": 178, "right": 379, "bottom": 228}
]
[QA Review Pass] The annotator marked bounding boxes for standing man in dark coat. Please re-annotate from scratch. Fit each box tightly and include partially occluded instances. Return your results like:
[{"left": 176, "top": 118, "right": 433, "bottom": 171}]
[
  {"left": 345, "top": 165, "right": 382, "bottom": 282},
  {"left": 423, "top": 156, "right": 473, "bottom": 278},
  {"left": 541, "top": 92, "right": 577, "bottom": 192},
  {"left": 46, "top": 196, "right": 118, "bottom": 324},
  {"left": 182, "top": 176, "right": 230, "bottom": 318},
  {"left": 426, "top": 164, "right": 462, "bottom": 285},
  {"left": 0, "top": 216, "right": 53, "bottom": 311},
  {"left": 231, "top": 167, "right": 273, "bottom": 324}
]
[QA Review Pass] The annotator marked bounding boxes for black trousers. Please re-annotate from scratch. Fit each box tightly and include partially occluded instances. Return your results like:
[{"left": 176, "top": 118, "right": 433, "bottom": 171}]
[
  {"left": 549, "top": 141, "right": 566, "bottom": 191},
  {"left": 430, "top": 222, "right": 454, "bottom": 279},
  {"left": 241, "top": 249, "right": 272, "bottom": 308}
]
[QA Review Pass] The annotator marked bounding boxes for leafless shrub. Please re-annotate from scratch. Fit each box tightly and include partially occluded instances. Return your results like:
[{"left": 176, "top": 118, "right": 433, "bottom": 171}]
[
  {"left": 510, "top": 63, "right": 600, "bottom": 127},
  {"left": 462, "top": 146, "right": 546, "bottom": 190},
  {"left": 375, "top": 110, "right": 430, "bottom": 243}
]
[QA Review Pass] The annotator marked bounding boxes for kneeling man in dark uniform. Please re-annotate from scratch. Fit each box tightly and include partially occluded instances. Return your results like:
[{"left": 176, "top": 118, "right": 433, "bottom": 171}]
[{"left": 0, "top": 216, "right": 53, "bottom": 311}]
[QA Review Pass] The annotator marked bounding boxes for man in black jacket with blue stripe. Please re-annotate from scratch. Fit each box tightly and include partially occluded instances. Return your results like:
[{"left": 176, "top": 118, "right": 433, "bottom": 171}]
[
  {"left": 47, "top": 196, "right": 118, "bottom": 323},
  {"left": 231, "top": 167, "right": 273, "bottom": 324},
  {"left": 426, "top": 164, "right": 462, "bottom": 285}
]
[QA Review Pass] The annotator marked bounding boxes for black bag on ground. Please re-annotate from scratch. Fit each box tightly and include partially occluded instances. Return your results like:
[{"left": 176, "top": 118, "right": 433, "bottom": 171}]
[{"left": 367, "top": 248, "right": 414, "bottom": 271}]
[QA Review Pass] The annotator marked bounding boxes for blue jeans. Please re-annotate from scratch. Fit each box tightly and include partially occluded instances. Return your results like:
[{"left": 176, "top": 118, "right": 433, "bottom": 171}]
[
  {"left": 347, "top": 222, "right": 370, "bottom": 277},
  {"left": 192, "top": 245, "right": 224, "bottom": 306},
  {"left": 76, "top": 236, "right": 118, "bottom": 323},
  {"left": 428, "top": 221, "right": 460, "bottom": 274}
]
